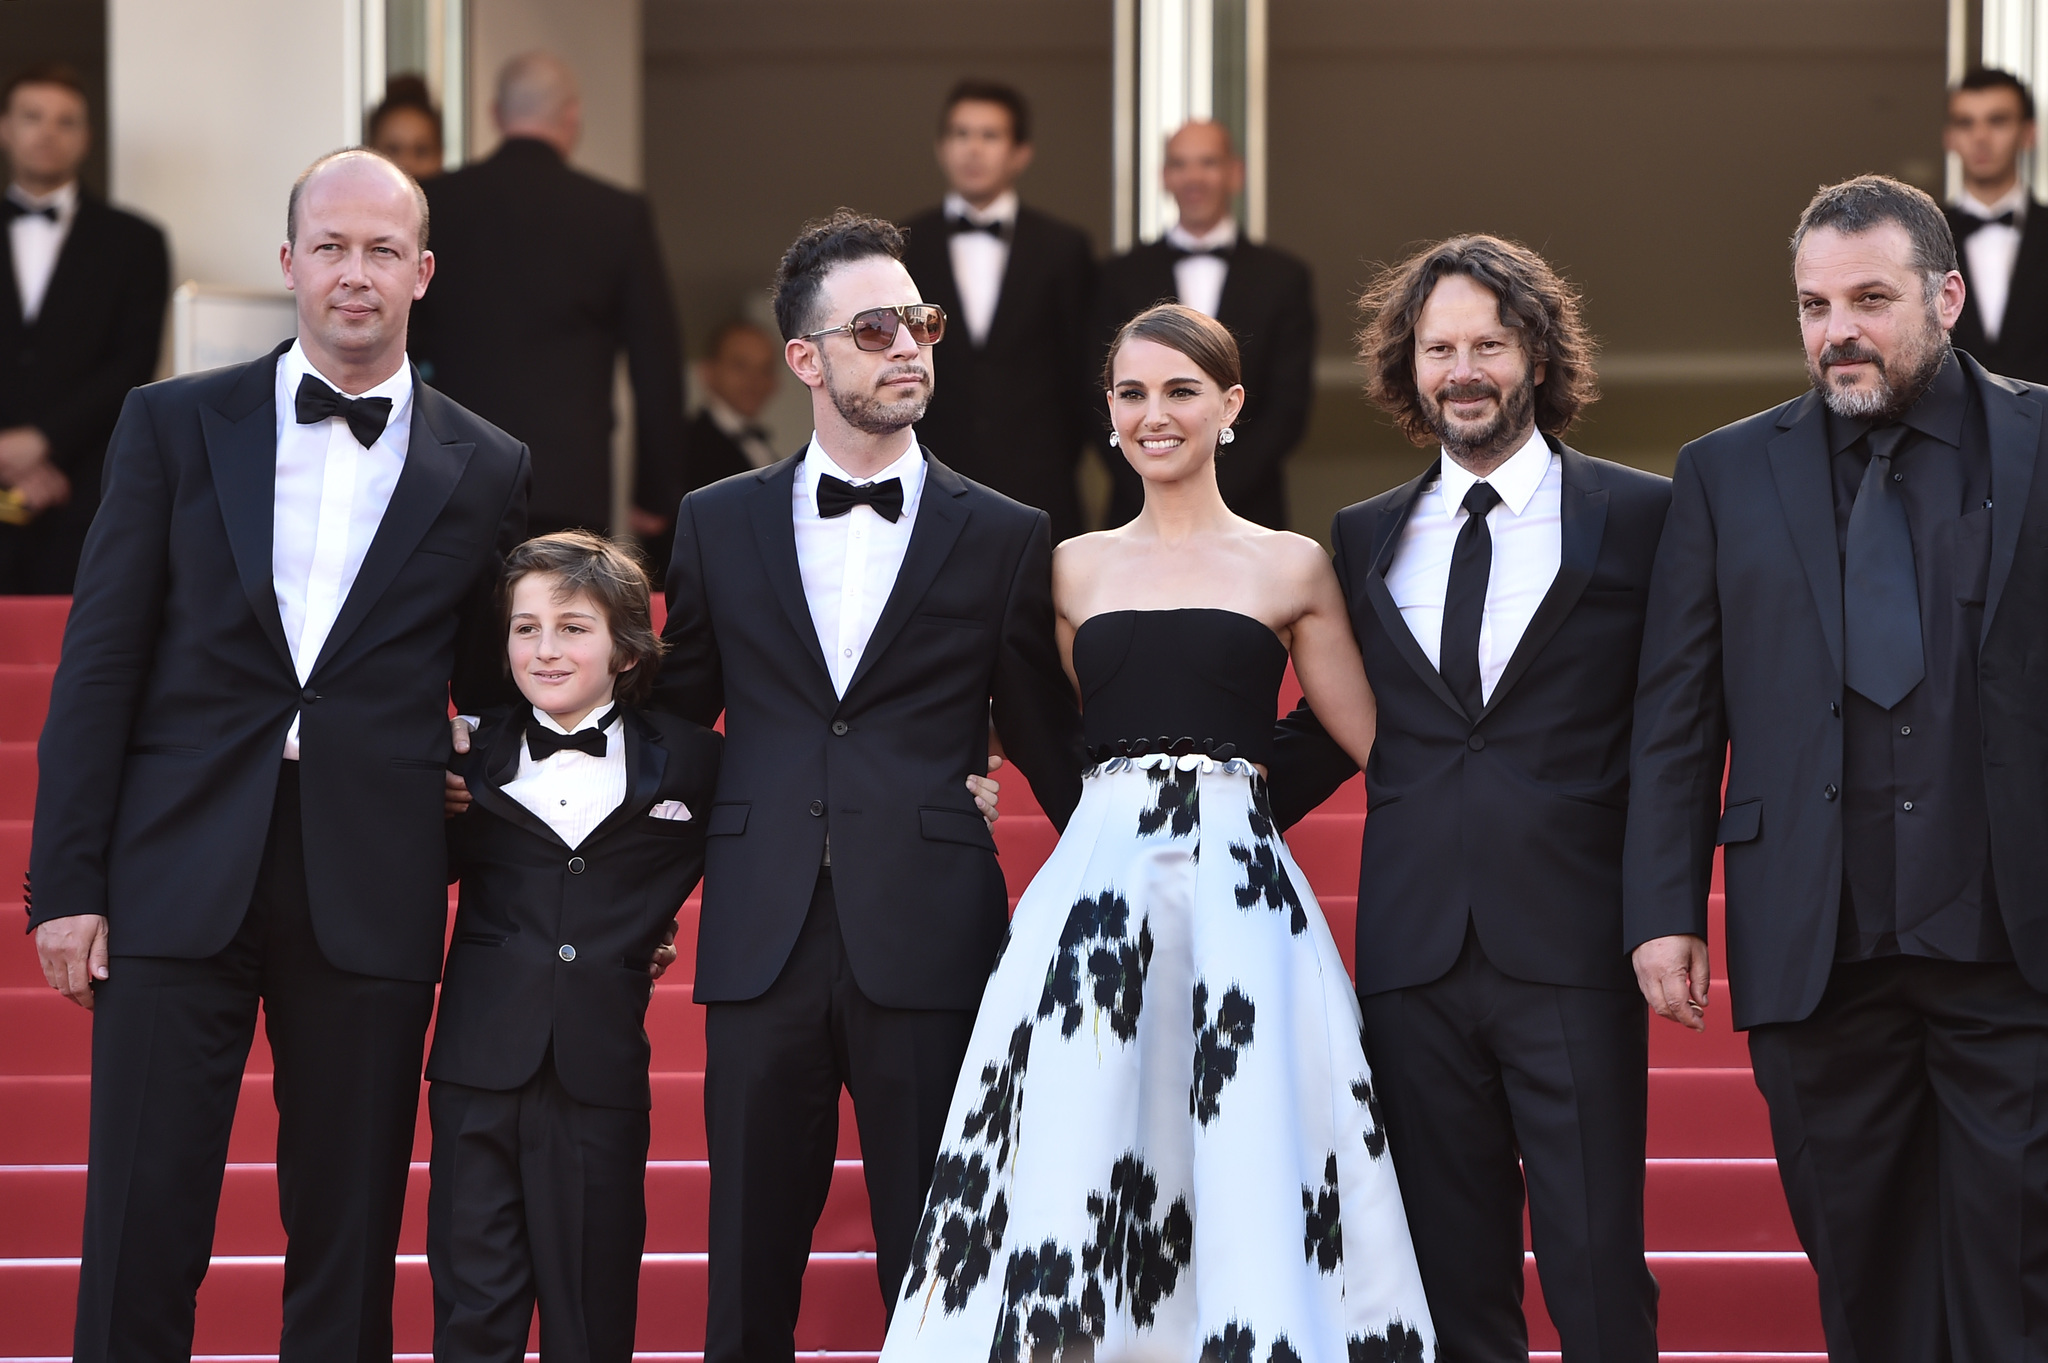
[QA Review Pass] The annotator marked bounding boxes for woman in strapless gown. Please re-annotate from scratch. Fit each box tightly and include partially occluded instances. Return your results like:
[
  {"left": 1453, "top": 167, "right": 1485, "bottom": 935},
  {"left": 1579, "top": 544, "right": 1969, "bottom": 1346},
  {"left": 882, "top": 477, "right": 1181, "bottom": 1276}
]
[{"left": 881, "top": 306, "right": 1435, "bottom": 1363}]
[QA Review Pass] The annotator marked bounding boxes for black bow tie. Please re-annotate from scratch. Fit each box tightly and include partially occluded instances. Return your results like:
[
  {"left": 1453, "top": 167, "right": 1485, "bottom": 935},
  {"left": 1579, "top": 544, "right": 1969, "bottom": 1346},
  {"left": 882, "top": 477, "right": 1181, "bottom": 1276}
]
[
  {"left": 1168, "top": 243, "right": 1233, "bottom": 261},
  {"left": 739, "top": 423, "right": 771, "bottom": 443},
  {"left": 817, "top": 473, "right": 904, "bottom": 522},
  {"left": 295, "top": 373, "right": 393, "bottom": 448},
  {"left": 948, "top": 216, "right": 1008, "bottom": 238},
  {"left": 1956, "top": 209, "right": 2019, "bottom": 239},
  {"left": 4, "top": 200, "right": 58, "bottom": 224},
  {"left": 526, "top": 705, "right": 618, "bottom": 761}
]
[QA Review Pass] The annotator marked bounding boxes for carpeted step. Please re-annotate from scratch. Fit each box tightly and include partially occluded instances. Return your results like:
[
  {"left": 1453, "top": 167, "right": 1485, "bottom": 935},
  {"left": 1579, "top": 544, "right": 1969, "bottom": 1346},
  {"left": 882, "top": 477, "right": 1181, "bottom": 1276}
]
[
  {"left": 0, "top": 597, "right": 69, "bottom": 664},
  {"left": 0, "top": 666, "right": 53, "bottom": 743}
]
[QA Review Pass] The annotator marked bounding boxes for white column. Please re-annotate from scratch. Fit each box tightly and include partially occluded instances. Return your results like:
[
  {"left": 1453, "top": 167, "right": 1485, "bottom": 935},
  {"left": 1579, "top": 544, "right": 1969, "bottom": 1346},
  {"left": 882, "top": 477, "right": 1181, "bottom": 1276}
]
[
  {"left": 1113, "top": 0, "right": 1266, "bottom": 248},
  {"left": 1981, "top": 0, "right": 2048, "bottom": 193}
]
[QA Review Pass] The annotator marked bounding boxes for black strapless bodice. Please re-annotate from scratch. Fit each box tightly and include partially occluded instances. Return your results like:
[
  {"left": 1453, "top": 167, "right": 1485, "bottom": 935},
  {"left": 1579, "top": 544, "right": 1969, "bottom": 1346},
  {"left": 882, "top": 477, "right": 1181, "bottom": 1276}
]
[{"left": 1073, "top": 609, "right": 1288, "bottom": 766}]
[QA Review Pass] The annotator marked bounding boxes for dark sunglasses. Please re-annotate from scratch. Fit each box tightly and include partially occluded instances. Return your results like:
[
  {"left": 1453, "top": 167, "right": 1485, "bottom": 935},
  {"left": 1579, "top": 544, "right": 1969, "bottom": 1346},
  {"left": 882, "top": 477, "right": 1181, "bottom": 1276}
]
[{"left": 802, "top": 303, "right": 947, "bottom": 351}]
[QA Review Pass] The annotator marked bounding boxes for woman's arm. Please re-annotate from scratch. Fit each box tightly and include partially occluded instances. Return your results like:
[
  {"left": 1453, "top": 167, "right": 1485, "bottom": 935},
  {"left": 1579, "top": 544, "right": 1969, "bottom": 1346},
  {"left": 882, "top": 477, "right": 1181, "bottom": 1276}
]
[{"left": 1284, "top": 541, "right": 1377, "bottom": 771}]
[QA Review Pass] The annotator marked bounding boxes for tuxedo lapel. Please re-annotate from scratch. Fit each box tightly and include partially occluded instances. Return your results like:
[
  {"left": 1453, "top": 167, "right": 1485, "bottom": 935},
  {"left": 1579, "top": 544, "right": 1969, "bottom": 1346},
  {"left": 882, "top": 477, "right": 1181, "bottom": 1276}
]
[
  {"left": 27, "top": 198, "right": 99, "bottom": 334},
  {"left": 466, "top": 716, "right": 568, "bottom": 848},
  {"left": 981, "top": 213, "right": 1041, "bottom": 352},
  {"left": 1766, "top": 392, "right": 1844, "bottom": 682},
  {"left": 309, "top": 378, "right": 474, "bottom": 677},
  {"left": 1213, "top": 244, "right": 1253, "bottom": 329},
  {"left": 1481, "top": 444, "right": 1607, "bottom": 721},
  {"left": 1132, "top": 242, "right": 1181, "bottom": 310},
  {"left": 1973, "top": 357, "right": 2042, "bottom": 645},
  {"left": 1359, "top": 462, "right": 1468, "bottom": 721},
  {"left": 0, "top": 219, "right": 23, "bottom": 333},
  {"left": 843, "top": 453, "right": 970, "bottom": 698},
  {"left": 745, "top": 455, "right": 836, "bottom": 691},
  {"left": 199, "top": 344, "right": 294, "bottom": 670},
  {"left": 582, "top": 714, "right": 670, "bottom": 845}
]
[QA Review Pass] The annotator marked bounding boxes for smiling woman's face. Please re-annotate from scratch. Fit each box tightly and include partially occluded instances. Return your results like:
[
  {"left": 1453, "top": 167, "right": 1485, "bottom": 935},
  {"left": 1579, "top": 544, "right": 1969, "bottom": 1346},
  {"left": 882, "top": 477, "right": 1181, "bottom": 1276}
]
[{"left": 1108, "top": 336, "right": 1243, "bottom": 485}]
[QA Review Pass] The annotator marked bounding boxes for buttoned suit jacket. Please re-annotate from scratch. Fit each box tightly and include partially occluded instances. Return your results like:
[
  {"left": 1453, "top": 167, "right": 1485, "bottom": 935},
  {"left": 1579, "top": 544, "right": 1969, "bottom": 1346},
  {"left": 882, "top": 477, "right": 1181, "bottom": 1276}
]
[
  {"left": 429, "top": 705, "right": 721, "bottom": 1109},
  {"left": 1624, "top": 352, "right": 2048, "bottom": 1029},
  {"left": 656, "top": 448, "right": 1086, "bottom": 1011},
  {"left": 1948, "top": 202, "right": 2048, "bottom": 385},
  {"left": 1270, "top": 441, "right": 1672, "bottom": 995},
  {"left": 27, "top": 340, "right": 531, "bottom": 982}
]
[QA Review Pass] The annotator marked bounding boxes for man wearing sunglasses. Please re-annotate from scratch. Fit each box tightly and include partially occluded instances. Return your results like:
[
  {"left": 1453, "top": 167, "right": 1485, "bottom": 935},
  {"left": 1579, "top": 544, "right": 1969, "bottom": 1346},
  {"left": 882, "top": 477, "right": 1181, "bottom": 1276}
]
[{"left": 653, "top": 209, "right": 1086, "bottom": 1355}]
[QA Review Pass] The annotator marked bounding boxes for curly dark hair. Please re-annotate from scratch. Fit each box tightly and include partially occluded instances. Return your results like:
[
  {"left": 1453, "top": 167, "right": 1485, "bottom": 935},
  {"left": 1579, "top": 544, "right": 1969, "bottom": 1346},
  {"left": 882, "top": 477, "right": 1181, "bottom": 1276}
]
[
  {"left": 771, "top": 209, "right": 906, "bottom": 342},
  {"left": 501, "top": 531, "right": 665, "bottom": 706},
  {"left": 1357, "top": 234, "right": 1599, "bottom": 446}
]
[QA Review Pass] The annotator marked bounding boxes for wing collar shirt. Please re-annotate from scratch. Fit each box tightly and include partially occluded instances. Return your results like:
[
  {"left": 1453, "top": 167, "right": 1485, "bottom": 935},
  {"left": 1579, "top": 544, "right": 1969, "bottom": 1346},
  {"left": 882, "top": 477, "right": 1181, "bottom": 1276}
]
[
  {"left": 1384, "top": 423, "right": 1561, "bottom": 705},
  {"left": 6, "top": 180, "right": 77, "bottom": 324},
  {"left": 945, "top": 189, "right": 1017, "bottom": 347},
  {"left": 272, "top": 339, "right": 414, "bottom": 758},
  {"left": 1953, "top": 181, "right": 2028, "bottom": 343},
  {"left": 1166, "top": 216, "right": 1238, "bottom": 320},
  {"left": 793, "top": 431, "right": 926, "bottom": 699},
  {"left": 503, "top": 706, "right": 629, "bottom": 848}
]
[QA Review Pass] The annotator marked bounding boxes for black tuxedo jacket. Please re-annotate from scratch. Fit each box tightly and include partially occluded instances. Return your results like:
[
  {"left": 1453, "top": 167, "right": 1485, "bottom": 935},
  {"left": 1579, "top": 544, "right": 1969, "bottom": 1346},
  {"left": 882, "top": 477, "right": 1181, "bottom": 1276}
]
[
  {"left": 1626, "top": 353, "right": 2048, "bottom": 1029},
  {"left": 410, "top": 138, "right": 684, "bottom": 531},
  {"left": 1094, "top": 238, "right": 1315, "bottom": 529},
  {"left": 429, "top": 706, "right": 721, "bottom": 1109},
  {"left": 900, "top": 205, "right": 1098, "bottom": 542},
  {"left": 656, "top": 449, "right": 1086, "bottom": 1011},
  {"left": 27, "top": 341, "right": 530, "bottom": 982},
  {"left": 682, "top": 409, "right": 755, "bottom": 494},
  {"left": 1271, "top": 442, "right": 1672, "bottom": 995},
  {"left": 1948, "top": 202, "right": 2048, "bottom": 384},
  {"left": 0, "top": 193, "right": 168, "bottom": 507}
]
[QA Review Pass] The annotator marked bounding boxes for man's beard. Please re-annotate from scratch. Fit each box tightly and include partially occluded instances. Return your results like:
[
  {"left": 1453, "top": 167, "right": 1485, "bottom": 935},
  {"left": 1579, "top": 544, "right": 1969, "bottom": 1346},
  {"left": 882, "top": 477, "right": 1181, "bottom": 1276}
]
[
  {"left": 1809, "top": 305, "right": 1950, "bottom": 421},
  {"left": 1422, "top": 370, "right": 1537, "bottom": 468},
  {"left": 822, "top": 350, "right": 931, "bottom": 436}
]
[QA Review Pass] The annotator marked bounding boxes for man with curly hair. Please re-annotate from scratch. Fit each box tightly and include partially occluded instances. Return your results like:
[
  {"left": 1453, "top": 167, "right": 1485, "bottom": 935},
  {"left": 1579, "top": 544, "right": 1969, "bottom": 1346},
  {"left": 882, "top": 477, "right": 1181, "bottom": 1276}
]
[{"left": 1271, "top": 235, "right": 1670, "bottom": 1362}]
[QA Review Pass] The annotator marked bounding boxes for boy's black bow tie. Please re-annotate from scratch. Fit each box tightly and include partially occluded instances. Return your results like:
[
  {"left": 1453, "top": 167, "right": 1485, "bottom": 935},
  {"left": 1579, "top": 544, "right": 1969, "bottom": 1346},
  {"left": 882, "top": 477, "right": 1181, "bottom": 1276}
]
[{"left": 526, "top": 706, "right": 618, "bottom": 760}]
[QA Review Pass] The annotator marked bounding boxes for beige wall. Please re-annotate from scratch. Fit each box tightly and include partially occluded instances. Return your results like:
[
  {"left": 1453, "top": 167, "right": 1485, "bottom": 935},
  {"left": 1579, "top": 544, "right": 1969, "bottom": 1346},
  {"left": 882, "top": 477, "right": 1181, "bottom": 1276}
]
[{"left": 468, "top": 0, "right": 643, "bottom": 187}]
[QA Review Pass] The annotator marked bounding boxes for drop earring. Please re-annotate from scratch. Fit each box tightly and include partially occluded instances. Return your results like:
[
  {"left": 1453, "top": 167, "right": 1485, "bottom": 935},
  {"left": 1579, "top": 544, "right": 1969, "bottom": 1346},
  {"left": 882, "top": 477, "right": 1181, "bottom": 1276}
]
[
  {"left": 1218, "top": 426, "right": 1236, "bottom": 446},
  {"left": 1108, "top": 431, "right": 1121, "bottom": 447}
]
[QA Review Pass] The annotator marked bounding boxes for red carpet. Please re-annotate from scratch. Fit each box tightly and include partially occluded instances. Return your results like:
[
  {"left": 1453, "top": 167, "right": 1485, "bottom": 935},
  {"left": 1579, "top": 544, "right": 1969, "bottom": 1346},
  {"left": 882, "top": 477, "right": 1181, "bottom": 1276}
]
[{"left": 0, "top": 596, "right": 1824, "bottom": 1360}]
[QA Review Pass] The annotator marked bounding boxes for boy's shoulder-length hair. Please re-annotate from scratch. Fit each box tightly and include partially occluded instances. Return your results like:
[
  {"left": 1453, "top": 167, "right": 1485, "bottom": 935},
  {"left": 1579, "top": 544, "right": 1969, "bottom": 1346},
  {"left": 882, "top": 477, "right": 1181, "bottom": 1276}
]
[{"left": 500, "top": 531, "right": 665, "bottom": 706}]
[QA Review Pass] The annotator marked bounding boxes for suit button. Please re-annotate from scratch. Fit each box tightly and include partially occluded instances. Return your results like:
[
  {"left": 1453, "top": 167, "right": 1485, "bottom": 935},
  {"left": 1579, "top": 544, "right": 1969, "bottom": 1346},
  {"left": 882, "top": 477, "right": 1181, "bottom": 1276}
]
[
  {"left": 567, "top": 856, "right": 586, "bottom": 874},
  {"left": 832, "top": 720, "right": 848, "bottom": 736},
  {"left": 558, "top": 944, "right": 576, "bottom": 962},
  {"left": 301, "top": 687, "right": 318, "bottom": 703},
  {"left": 1467, "top": 734, "right": 1485, "bottom": 752},
  {"left": 1824, "top": 784, "right": 1839, "bottom": 802},
  {"left": 809, "top": 800, "right": 825, "bottom": 817}
]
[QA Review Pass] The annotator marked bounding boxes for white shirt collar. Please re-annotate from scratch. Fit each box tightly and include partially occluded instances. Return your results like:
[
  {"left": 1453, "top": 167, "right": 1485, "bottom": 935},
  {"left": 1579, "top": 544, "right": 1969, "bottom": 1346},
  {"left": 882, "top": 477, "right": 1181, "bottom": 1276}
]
[
  {"left": 800, "top": 429, "right": 925, "bottom": 499},
  {"left": 1434, "top": 424, "right": 1553, "bottom": 520},
  {"left": 1166, "top": 217, "right": 1239, "bottom": 252},
  {"left": 531, "top": 702, "right": 622, "bottom": 737},
  {"left": 1955, "top": 182, "right": 2029, "bottom": 221},
  {"left": 8, "top": 179, "right": 77, "bottom": 227},
  {"left": 282, "top": 337, "right": 415, "bottom": 409},
  {"left": 944, "top": 190, "right": 1018, "bottom": 227},
  {"left": 703, "top": 393, "right": 761, "bottom": 439}
]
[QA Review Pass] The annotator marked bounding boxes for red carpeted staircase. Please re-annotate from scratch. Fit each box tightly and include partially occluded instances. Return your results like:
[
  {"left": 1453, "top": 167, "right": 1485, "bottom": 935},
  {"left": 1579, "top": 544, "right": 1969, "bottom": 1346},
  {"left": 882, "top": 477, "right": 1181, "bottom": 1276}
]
[{"left": 0, "top": 595, "right": 1824, "bottom": 1361}]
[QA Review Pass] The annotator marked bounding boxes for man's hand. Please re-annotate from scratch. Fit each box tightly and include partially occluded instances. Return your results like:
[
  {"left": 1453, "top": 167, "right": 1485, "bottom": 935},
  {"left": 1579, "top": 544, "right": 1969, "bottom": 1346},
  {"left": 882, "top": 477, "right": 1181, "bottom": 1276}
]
[
  {"left": 35, "top": 914, "right": 109, "bottom": 1010},
  {"left": 1633, "top": 933, "right": 1711, "bottom": 1031},
  {"left": 10, "top": 460, "right": 70, "bottom": 512},
  {"left": 627, "top": 505, "right": 672, "bottom": 537},
  {"left": 0, "top": 426, "right": 51, "bottom": 483},
  {"left": 649, "top": 919, "right": 680, "bottom": 980},
  {"left": 968, "top": 754, "right": 1004, "bottom": 827},
  {"left": 444, "top": 715, "right": 475, "bottom": 817}
]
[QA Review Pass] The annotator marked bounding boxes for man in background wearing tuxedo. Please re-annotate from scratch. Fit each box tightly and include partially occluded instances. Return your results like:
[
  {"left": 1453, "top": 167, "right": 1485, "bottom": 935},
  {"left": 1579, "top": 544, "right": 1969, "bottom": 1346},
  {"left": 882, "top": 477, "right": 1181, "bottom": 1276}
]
[
  {"left": 0, "top": 63, "right": 167, "bottom": 593},
  {"left": 1096, "top": 119, "right": 1314, "bottom": 529},
  {"left": 1944, "top": 68, "right": 2048, "bottom": 383},
  {"left": 657, "top": 210, "right": 1084, "bottom": 1355},
  {"left": 1271, "top": 237, "right": 1666, "bottom": 1362},
  {"left": 900, "top": 80, "right": 1097, "bottom": 542},
  {"left": 29, "top": 149, "right": 528, "bottom": 1363},
  {"left": 411, "top": 51, "right": 684, "bottom": 539},
  {"left": 1629, "top": 176, "right": 2048, "bottom": 1362},
  {"left": 682, "top": 319, "right": 781, "bottom": 492}
]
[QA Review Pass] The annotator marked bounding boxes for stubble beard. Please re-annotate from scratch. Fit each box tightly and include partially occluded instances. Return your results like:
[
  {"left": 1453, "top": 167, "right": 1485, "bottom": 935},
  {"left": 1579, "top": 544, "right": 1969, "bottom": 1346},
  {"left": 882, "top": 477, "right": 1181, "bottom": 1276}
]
[
  {"left": 822, "top": 350, "right": 931, "bottom": 436},
  {"left": 1810, "top": 301, "right": 1951, "bottom": 422},
  {"left": 1424, "top": 371, "right": 1538, "bottom": 472}
]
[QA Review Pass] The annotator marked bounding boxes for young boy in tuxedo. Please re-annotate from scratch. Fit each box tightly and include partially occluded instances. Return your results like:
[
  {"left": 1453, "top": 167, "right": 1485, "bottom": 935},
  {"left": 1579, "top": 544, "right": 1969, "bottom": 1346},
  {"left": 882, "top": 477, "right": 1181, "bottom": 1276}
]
[{"left": 426, "top": 531, "right": 721, "bottom": 1363}]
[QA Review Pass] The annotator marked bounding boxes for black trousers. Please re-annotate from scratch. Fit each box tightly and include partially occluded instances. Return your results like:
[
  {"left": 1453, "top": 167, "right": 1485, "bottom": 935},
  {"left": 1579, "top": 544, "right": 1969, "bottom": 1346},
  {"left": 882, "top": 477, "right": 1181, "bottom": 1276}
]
[
  {"left": 427, "top": 1053, "right": 650, "bottom": 1363},
  {"left": 1359, "top": 925, "right": 1658, "bottom": 1363},
  {"left": 702, "top": 869, "right": 975, "bottom": 1363},
  {"left": 72, "top": 763, "right": 437, "bottom": 1363},
  {"left": 1748, "top": 955, "right": 2048, "bottom": 1363}
]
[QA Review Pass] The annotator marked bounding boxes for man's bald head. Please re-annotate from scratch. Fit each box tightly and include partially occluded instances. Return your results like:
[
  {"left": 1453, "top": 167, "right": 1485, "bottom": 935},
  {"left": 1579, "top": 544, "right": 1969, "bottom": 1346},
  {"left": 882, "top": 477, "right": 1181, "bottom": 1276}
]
[
  {"left": 495, "top": 51, "right": 581, "bottom": 153},
  {"left": 287, "top": 148, "right": 428, "bottom": 251},
  {"left": 1166, "top": 119, "right": 1236, "bottom": 161}
]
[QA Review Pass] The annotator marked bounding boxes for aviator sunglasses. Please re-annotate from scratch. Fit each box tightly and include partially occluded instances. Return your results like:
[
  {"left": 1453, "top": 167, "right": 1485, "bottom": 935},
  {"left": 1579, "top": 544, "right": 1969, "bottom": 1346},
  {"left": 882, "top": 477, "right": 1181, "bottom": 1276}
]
[{"left": 801, "top": 303, "right": 947, "bottom": 351}]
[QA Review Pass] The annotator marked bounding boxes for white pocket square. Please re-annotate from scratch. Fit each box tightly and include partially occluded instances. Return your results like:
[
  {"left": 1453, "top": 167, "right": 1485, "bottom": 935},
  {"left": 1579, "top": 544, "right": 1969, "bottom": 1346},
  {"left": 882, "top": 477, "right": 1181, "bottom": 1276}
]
[{"left": 649, "top": 800, "right": 693, "bottom": 822}]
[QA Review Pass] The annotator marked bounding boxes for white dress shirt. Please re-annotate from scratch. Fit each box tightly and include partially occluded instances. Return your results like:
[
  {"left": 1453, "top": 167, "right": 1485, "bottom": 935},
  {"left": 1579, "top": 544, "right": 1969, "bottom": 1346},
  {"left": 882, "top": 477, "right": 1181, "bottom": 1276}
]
[
  {"left": 273, "top": 340, "right": 414, "bottom": 758},
  {"left": 704, "top": 393, "right": 778, "bottom": 470},
  {"left": 1165, "top": 217, "right": 1238, "bottom": 320},
  {"left": 793, "top": 432, "right": 926, "bottom": 698},
  {"left": 1953, "top": 183, "right": 2028, "bottom": 343},
  {"left": 1384, "top": 425, "right": 1561, "bottom": 705},
  {"left": 945, "top": 190, "right": 1016, "bottom": 347},
  {"left": 7, "top": 181, "right": 77, "bottom": 324},
  {"left": 503, "top": 706, "right": 629, "bottom": 849}
]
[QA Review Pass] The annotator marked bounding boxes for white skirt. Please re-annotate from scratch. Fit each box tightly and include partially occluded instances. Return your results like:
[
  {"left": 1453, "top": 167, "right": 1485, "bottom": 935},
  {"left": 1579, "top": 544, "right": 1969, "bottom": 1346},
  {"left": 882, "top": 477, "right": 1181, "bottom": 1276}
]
[{"left": 880, "top": 754, "right": 1436, "bottom": 1363}]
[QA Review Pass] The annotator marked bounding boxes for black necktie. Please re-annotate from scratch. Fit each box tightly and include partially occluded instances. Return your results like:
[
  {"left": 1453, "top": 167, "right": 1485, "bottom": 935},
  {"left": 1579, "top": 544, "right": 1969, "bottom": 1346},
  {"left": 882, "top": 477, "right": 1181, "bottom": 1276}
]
[
  {"left": 3, "top": 201, "right": 58, "bottom": 224},
  {"left": 817, "top": 474, "right": 904, "bottom": 522},
  {"left": 1955, "top": 209, "right": 2018, "bottom": 239},
  {"left": 948, "top": 217, "right": 1007, "bottom": 238},
  {"left": 1168, "top": 243, "right": 1232, "bottom": 261},
  {"left": 1440, "top": 481, "right": 1503, "bottom": 719},
  {"left": 1843, "top": 424, "right": 1924, "bottom": 709},
  {"left": 526, "top": 705, "right": 618, "bottom": 761},
  {"left": 295, "top": 373, "right": 393, "bottom": 449}
]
